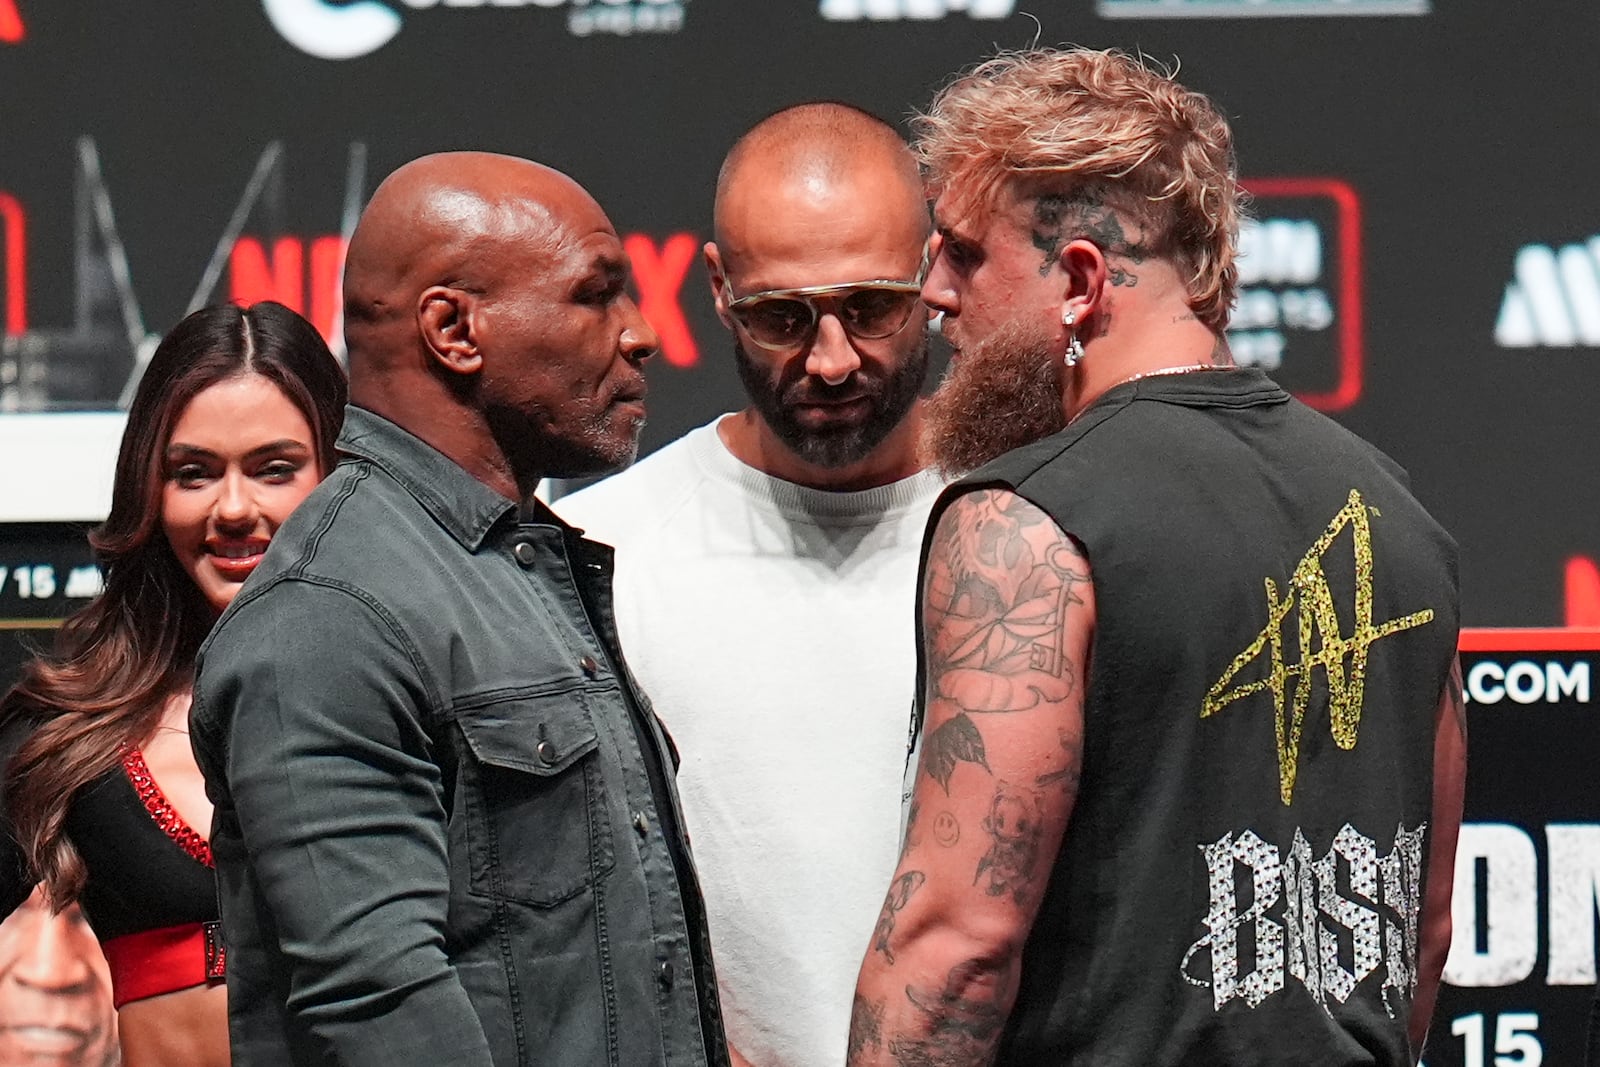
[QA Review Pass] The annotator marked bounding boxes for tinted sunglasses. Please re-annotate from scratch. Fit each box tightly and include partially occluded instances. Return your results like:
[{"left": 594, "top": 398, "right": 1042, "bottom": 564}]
[{"left": 725, "top": 273, "right": 926, "bottom": 352}]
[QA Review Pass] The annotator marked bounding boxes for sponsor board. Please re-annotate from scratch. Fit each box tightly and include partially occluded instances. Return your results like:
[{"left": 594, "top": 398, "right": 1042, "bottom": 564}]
[
  {"left": 1230, "top": 178, "right": 1363, "bottom": 411},
  {"left": 1496, "top": 237, "right": 1600, "bottom": 348},
  {"left": 1424, "top": 629, "right": 1600, "bottom": 1067},
  {"left": 261, "top": 0, "right": 686, "bottom": 60},
  {"left": 1099, "top": 0, "right": 1428, "bottom": 18}
]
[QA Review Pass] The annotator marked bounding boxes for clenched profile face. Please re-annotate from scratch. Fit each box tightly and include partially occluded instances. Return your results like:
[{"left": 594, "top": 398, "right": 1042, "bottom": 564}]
[
  {"left": 475, "top": 196, "right": 658, "bottom": 480},
  {"left": 918, "top": 190, "right": 1076, "bottom": 475}
]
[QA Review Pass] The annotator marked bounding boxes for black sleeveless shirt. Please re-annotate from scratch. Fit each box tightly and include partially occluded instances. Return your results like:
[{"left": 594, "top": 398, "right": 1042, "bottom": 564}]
[{"left": 916, "top": 369, "right": 1459, "bottom": 1066}]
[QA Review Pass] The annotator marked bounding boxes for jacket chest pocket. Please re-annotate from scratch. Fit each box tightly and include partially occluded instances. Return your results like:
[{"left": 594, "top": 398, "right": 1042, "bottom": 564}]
[{"left": 455, "top": 694, "right": 616, "bottom": 907}]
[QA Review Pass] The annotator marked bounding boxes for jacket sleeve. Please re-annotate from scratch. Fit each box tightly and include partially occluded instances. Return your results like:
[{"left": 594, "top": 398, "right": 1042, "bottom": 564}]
[{"left": 191, "top": 580, "right": 492, "bottom": 1066}]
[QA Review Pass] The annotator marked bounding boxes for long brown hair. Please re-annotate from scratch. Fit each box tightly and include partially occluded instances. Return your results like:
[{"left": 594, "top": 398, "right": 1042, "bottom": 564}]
[{"left": 2, "top": 301, "right": 346, "bottom": 910}]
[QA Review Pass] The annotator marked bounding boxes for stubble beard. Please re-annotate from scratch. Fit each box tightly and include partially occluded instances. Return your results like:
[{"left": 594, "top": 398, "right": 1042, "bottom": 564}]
[
  {"left": 920, "top": 319, "right": 1068, "bottom": 477},
  {"left": 734, "top": 332, "right": 929, "bottom": 471},
  {"left": 487, "top": 400, "right": 644, "bottom": 487}
]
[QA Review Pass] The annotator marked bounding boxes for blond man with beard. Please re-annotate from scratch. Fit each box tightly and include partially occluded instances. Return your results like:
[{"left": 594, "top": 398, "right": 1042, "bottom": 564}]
[{"left": 849, "top": 48, "right": 1465, "bottom": 1067}]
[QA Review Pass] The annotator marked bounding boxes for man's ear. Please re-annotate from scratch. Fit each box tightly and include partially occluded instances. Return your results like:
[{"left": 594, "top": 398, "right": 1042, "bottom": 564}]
[
  {"left": 417, "top": 286, "right": 483, "bottom": 375},
  {"left": 1058, "top": 239, "right": 1110, "bottom": 334},
  {"left": 704, "top": 242, "right": 735, "bottom": 331}
]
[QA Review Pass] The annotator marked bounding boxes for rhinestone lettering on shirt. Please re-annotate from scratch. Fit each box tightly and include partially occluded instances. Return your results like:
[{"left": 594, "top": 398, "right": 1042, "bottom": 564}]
[{"left": 1181, "top": 822, "right": 1426, "bottom": 1017}]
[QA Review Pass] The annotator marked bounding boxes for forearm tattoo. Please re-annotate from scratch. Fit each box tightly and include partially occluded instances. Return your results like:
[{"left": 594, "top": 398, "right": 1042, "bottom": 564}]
[
  {"left": 849, "top": 995, "right": 886, "bottom": 1059},
  {"left": 883, "top": 961, "right": 1014, "bottom": 1067},
  {"left": 872, "top": 870, "right": 927, "bottom": 964}
]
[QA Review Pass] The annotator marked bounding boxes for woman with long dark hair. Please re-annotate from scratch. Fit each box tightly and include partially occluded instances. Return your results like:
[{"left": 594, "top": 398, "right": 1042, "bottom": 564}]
[{"left": 0, "top": 301, "right": 346, "bottom": 1066}]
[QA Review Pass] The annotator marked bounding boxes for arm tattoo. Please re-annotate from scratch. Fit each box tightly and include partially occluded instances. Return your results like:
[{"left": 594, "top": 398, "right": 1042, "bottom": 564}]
[
  {"left": 849, "top": 995, "right": 885, "bottom": 1059},
  {"left": 923, "top": 714, "right": 990, "bottom": 794},
  {"left": 921, "top": 492, "right": 1088, "bottom": 792},
  {"left": 1035, "top": 729, "right": 1082, "bottom": 793},
  {"left": 885, "top": 961, "right": 1013, "bottom": 1067},
  {"left": 975, "top": 782, "right": 1045, "bottom": 906},
  {"left": 900, "top": 799, "right": 923, "bottom": 863},
  {"left": 872, "top": 870, "right": 927, "bottom": 964},
  {"left": 1030, "top": 187, "right": 1149, "bottom": 286}
]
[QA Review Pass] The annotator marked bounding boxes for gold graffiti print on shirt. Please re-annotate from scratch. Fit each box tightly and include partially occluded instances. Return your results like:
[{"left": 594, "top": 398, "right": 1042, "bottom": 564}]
[{"left": 1201, "top": 489, "right": 1434, "bottom": 806}]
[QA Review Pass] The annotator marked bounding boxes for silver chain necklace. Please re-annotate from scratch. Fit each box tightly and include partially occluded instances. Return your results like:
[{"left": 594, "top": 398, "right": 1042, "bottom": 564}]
[{"left": 1115, "top": 362, "right": 1226, "bottom": 386}]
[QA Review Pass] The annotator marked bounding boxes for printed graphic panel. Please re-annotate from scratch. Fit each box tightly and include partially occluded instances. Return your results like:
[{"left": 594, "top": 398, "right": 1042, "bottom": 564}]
[{"left": 1424, "top": 630, "right": 1600, "bottom": 1067}]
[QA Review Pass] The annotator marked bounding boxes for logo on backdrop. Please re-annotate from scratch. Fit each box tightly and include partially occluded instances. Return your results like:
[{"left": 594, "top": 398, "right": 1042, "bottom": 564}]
[
  {"left": 262, "top": 0, "right": 686, "bottom": 60},
  {"left": 820, "top": 0, "right": 1014, "bottom": 18},
  {"left": 0, "top": 0, "right": 23, "bottom": 44},
  {"left": 1099, "top": 0, "right": 1428, "bottom": 17},
  {"left": 1229, "top": 179, "right": 1364, "bottom": 411},
  {"left": 1495, "top": 237, "right": 1600, "bottom": 348}
]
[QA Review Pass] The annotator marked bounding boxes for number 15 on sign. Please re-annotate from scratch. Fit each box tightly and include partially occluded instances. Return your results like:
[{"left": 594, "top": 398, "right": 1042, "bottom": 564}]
[{"left": 1423, "top": 1013, "right": 1541, "bottom": 1067}]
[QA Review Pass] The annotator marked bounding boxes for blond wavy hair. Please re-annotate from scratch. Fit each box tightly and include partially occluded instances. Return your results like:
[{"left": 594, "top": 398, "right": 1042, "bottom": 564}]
[{"left": 915, "top": 48, "right": 1243, "bottom": 330}]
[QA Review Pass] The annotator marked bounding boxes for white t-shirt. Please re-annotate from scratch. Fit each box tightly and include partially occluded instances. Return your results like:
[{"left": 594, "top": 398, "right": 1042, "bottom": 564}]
[{"left": 556, "top": 417, "right": 945, "bottom": 1067}]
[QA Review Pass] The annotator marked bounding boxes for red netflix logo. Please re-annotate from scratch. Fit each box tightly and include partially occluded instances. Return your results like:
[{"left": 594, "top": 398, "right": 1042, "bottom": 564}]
[
  {"left": 626, "top": 233, "right": 698, "bottom": 369},
  {"left": 0, "top": 0, "right": 23, "bottom": 44},
  {"left": 0, "top": 191, "right": 24, "bottom": 335},
  {"left": 226, "top": 231, "right": 702, "bottom": 367},
  {"left": 229, "top": 236, "right": 345, "bottom": 346}
]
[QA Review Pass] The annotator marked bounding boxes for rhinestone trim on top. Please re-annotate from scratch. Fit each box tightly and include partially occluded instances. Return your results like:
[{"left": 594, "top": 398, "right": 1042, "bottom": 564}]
[{"left": 121, "top": 747, "right": 214, "bottom": 869}]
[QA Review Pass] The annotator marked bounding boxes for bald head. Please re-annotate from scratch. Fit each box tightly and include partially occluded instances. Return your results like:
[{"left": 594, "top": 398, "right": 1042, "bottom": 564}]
[
  {"left": 713, "top": 103, "right": 927, "bottom": 272},
  {"left": 338, "top": 151, "right": 656, "bottom": 496},
  {"left": 343, "top": 151, "right": 605, "bottom": 375}
]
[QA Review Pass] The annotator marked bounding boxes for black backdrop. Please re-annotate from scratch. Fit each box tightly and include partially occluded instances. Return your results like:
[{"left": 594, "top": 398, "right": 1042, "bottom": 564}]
[
  {"left": 3, "top": 4, "right": 1600, "bottom": 1064},
  {"left": 3, "top": 1, "right": 1600, "bottom": 623}
]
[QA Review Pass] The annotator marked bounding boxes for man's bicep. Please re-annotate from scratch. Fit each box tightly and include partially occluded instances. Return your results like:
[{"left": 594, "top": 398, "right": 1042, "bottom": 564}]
[{"left": 905, "top": 489, "right": 1092, "bottom": 913}]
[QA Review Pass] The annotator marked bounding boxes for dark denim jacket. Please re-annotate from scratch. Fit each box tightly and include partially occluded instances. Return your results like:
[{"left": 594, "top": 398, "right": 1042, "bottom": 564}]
[{"left": 191, "top": 407, "right": 727, "bottom": 1067}]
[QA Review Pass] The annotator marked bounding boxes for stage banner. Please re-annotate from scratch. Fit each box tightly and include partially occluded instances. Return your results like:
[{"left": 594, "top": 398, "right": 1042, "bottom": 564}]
[{"left": 1425, "top": 629, "right": 1600, "bottom": 1067}]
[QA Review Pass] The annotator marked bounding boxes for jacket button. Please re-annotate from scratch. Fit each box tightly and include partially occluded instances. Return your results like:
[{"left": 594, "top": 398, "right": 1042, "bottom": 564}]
[
  {"left": 632, "top": 812, "right": 649, "bottom": 836},
  {"left": 512, "top": 541, "right": 537, "bottom": 567},
  {"left": 658, "top": 960, "right": 674, "bottom": 990},
  {"left": 536, "top": 739, "right": 558, "bottom": 764},
  {"left": 579, "top": 655, "right": 599, "bottom": 677}
]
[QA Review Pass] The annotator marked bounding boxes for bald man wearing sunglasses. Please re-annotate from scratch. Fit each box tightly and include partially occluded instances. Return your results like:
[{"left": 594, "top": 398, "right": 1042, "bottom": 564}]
[{"left": 557, "top": 103, "right": 944, "bottom": 1067}]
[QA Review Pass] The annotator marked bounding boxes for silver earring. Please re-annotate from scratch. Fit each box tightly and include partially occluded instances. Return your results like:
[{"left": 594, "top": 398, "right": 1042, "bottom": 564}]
[
  {"left": 1062, "top": 310, "right": 1084, "bottom": 367},
  {"left": 1064, "top": 336, "right": 1085, "bottom": 367}
]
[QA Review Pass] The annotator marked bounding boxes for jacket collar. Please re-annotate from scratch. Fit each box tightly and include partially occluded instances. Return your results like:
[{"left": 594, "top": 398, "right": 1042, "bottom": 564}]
[{"left": 336, "top": 406, "right": 519, "bottom": 552}]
